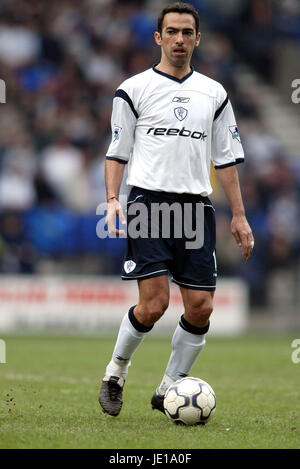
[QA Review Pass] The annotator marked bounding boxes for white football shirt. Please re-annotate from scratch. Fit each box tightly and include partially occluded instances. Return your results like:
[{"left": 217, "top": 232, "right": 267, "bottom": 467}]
[{"left": 106, "top": 66, "right": 244, "bottom": 196}]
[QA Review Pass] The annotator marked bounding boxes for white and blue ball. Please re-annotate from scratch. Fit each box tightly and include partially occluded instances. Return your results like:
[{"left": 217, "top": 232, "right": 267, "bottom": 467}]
[{"left": 163, "top": 377, "right": 216, "bottom": 426}]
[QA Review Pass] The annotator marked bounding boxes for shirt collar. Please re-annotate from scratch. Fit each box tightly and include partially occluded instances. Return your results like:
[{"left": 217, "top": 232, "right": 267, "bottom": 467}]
[{"left": 152, "top": 64, "right": 194, "bottom": 83}]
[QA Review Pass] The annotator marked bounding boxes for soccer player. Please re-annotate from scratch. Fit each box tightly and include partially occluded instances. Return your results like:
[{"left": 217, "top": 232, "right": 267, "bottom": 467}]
[{"left": 99, "top": 2, "right": 254, "bottom": 416}]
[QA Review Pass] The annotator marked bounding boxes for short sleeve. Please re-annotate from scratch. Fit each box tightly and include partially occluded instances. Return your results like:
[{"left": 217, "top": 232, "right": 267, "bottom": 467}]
[
  {"left": 106, "top": 88, "right": 138, "bottom": 164},
  {"left": 212, "top": 97, "right": 244, "bottom": 169}
]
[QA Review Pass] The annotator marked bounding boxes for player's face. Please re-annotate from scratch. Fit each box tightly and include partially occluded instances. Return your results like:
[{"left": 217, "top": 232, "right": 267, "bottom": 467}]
[{"left": 155, "top": 13, "right": 200, "bottom": 68}]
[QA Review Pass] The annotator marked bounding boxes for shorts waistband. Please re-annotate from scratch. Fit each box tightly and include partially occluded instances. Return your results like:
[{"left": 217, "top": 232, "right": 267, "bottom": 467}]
[{"left": 131, "top": 186, "right": 211, "bottom": 204}]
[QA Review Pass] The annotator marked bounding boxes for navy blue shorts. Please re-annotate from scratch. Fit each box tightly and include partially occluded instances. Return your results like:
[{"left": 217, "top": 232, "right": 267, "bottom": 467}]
[{"left": 121, "top": 186, "right": 217, "bottom": 291}]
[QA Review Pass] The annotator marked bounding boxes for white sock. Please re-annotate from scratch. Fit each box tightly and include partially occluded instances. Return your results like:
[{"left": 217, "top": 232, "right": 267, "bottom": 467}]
[
  {"left": 157, "top": 316, "right": 209, "bottom": 395},
  {"left": 105, "top": 306, "right": 153, "bottom": 379},
  {"left": 157, "top": 374, "right": 175, "bottom": 396}
]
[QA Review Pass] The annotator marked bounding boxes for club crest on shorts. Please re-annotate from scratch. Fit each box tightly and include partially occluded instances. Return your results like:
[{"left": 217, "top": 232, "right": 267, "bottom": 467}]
[
  {"left": 124, "top": 260, "right": 136, "bottom": 273},
  {"left": 174, "top": 107, "right": 188, "bottom": 121}
]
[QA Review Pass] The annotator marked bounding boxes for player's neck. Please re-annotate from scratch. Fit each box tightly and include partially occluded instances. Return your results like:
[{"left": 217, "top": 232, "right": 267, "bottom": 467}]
[{"left": 155, "top": 60, "right": 192, "bottom": 80}]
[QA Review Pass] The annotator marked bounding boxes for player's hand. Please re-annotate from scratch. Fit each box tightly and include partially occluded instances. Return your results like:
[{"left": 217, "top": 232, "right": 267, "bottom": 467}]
[
  {"left": 106, "top": 198, "right": 126, "bottom": 237},
  {"left": 231, "top": 214, "right": 254, "bottom": 260}
]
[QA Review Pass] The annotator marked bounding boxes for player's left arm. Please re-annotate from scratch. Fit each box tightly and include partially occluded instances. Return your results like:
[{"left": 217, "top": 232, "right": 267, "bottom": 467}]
[{"left": 215, "top": 165, "right": 254, "bottom": 260}]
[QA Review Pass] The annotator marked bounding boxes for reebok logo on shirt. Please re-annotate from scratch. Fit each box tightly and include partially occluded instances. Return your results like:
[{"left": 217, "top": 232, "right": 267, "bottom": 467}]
[{"left": 147, "top": 126, "right": 207, "bottom": 141}]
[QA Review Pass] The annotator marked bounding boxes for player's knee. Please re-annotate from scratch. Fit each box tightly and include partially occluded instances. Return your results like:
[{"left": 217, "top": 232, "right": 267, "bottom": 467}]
[
  {"left": 185, "top": 296, "right": 213, "bottom": 326},
  {"left": 143, "top": 295, "right": 169, "bottom": 324}
]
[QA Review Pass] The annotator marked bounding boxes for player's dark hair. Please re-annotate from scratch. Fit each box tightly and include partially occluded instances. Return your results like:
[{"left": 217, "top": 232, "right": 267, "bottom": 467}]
[{"left": 157, "top": 2, "right": 200, "bottom": 34}]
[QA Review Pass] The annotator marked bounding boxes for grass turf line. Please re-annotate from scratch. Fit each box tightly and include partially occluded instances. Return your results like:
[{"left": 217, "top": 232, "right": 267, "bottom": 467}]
[{"left": 0, "top": 334, "right": 299, "bottom": 449}]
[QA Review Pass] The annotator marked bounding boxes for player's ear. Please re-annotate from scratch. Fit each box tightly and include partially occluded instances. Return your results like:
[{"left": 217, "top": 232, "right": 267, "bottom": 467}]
[
  {"left": 154, "top": 31, "right": 162, "bottom": 46},
  {"left": 195, "top": 32, "right": 201, "bottom": 47}
]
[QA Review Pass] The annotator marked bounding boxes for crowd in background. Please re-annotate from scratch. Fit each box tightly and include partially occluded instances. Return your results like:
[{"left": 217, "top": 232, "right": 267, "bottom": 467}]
[{"left": 0, "top": 0, "right": 299, "bottom": 307}]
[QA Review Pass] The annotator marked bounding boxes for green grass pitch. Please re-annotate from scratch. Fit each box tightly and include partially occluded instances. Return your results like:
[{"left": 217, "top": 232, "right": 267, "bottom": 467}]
[{"left": 0, "top": 334, "right": 299, "bottom": 449}]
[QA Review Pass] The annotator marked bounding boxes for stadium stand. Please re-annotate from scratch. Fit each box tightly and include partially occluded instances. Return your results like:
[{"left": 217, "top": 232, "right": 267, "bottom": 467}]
[{"left": 0, "top": 0, "right": 299, "bottom": 310}]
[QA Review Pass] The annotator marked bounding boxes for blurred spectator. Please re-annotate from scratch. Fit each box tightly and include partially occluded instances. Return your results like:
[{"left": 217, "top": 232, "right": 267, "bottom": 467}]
[
  {"left": 0, "top": 212, "right": 36, "bottom": 273},
  {"left": 0, "top": 21, "right": 41, "bottom": 68},
  {"left": 40, "top": 134, "right": 91, "bottom": 212},
  {"left": 0, "top": 135, "right": 37, "bottom": 210},
  {"left": 241, "top": 120, "right": 282, "bottom": 176},
  {"left": 274, "top": 0, "right": 300, "bottom": 39}
]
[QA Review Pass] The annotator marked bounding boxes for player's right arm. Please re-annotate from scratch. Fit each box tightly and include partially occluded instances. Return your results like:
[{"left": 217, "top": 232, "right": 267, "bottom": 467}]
[
  {"left": 105, "top": 80, "right": 138, "bottom": 236},
  {"left": 105, "top": 159, "right": 126, "bottom": 237}
]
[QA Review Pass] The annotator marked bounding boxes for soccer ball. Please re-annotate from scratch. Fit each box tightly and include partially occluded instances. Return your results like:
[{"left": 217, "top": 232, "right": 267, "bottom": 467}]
[{"left": 163, "top": 377, "right": 216, "bottom": 426}]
